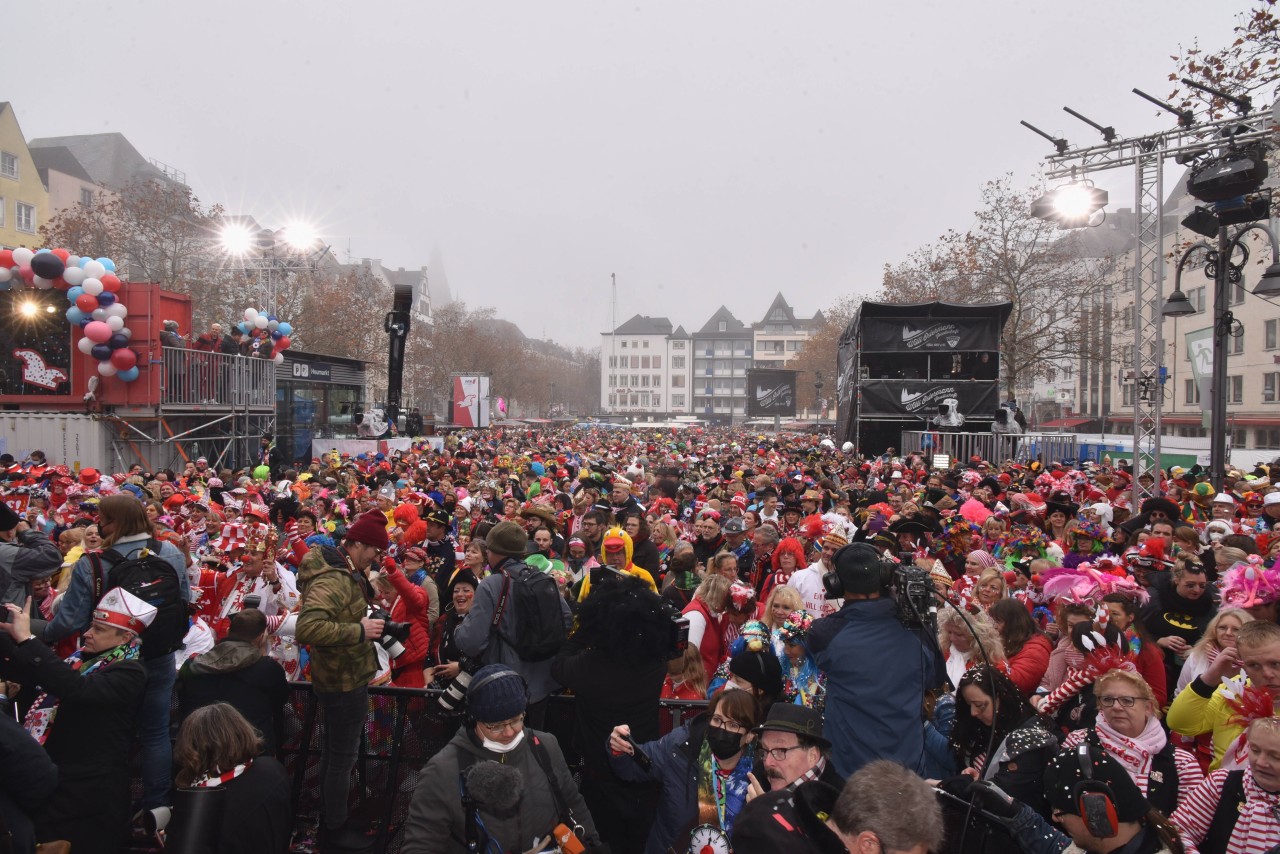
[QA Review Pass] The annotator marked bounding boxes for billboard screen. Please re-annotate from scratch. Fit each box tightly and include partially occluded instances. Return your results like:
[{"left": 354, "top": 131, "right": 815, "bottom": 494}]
[
  {"left": 452, "top": 375, "right": 491, "bottom": 428},
  {"left": 746, "top": 369, "right": 797, "bottom": 417}
]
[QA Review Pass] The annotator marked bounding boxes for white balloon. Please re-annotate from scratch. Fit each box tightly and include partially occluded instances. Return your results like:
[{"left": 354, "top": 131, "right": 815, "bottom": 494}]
[
  {"left": 77, "top": 337, "right": 95, "bottom": 355},
  {"left": 120, "top": 327, "right": 133, "bottom": 339},
  {"left": 66, "top": 255, "right": 81, "bottom": 269},
  {"left": 82, "top": 260, "right": 106, "bottom": 279},
  {"left": 32, "top": 276, "right": 52, "bottom": 289},
  {"left": 81, "top": 277, "right": 104, "bottom": 296},
  {"left": 12, "top": 248, "right": 34, "bottom": 266},
  {"left": 92, "top": 309, "right": 108, "bottom": 321},
  {"left": 0, "top": 268, "right": 10, "bottom": 283},
  {"left": 62, "top": 267, "right": 86, "bottom": 286},
  {"left": 97, "top": 361, "right": 118, "bottom": 376},
  {"left": 105, "top": 303, "right": 128, "bottom": 319},
  {"left": 272, "top": 353, "right": 284, "bottom": 364},
  {"left": 106, "top": 315, "right": 125, "bottom": 332},
  {"left": 244, "top": 308, "right": 259, "bottom": 321},
  {"left": 254, "top": 315, "right": 269, "bottom": 329}
]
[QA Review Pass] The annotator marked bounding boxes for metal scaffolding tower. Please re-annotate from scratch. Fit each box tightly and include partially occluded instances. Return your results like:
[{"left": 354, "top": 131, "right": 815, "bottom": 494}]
[{"left": 1037, "top": 107, "right": 1274, "bottom": 506}]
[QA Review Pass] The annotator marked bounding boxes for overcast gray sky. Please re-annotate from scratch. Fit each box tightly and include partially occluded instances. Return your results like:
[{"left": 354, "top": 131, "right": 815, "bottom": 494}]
[{"left": 10, "top": 2, "right": 1242, "bottom": 347}]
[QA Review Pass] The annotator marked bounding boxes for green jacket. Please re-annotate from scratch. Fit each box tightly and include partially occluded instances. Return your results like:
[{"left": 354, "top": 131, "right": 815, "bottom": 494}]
[{"left": 296, "top": 545, "right": 376, "bottom": 693}]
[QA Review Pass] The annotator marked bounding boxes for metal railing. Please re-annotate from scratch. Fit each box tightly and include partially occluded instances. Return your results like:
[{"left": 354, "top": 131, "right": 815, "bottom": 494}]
[
  {"left": 900, "top": 430, "right": 1080, "bottom": 465},
  {"left": 160, "top": 346, "right": 276, "bottom": 408}
]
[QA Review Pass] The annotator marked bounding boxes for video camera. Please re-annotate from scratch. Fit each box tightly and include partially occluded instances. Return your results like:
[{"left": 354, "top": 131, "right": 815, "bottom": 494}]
[
  {"left": 886, "top": 565, "right": 936, "bottom": 629},
  {"left": 663, "top": 602, "right": 690, "bottom": 660}
]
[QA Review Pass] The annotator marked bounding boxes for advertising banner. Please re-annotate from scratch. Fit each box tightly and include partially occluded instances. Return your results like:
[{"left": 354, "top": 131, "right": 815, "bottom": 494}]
[
  {"left": 746, "top": 369, "right": 797, "bottom": 417},
  {"left": 452, "top": 375, "right": 491, "bottom": 428},
  {"left": 1185, "top": 327, "right": 1214, "bottom": 415},
  {"left": 860, "top": 316, "right": 1001, "bottom": 353},
  {"left": 859, "top": 380, "right": 999, "bottom": 419}
]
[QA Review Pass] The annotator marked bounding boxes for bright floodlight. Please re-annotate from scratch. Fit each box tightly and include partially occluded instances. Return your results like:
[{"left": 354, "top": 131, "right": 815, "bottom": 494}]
[
  {"left": 220, "top": 223, "right": 255, "bottom": 255},
  {"left": 1029, "top": 180, "right": 1108, "bottom": 229},
  {"left": 19, "top": 302, "right": 38, "bottom": 318},
  {"left": 282, "top": 222, "right": 318, "bottom": 251},
  {"left": 1051, "top": 184, "right": 1096, "bottom": 220}
]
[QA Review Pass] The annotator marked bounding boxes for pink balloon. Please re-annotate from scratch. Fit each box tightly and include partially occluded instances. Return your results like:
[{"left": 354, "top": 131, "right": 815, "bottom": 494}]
[{"left": 84, "top": 321, "right": 113, "bottom": 344}]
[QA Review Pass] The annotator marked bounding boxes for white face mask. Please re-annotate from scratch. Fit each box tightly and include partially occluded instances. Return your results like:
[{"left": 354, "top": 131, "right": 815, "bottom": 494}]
[{"left": 481, "top": 729, "right": 525, "bottom": 754}]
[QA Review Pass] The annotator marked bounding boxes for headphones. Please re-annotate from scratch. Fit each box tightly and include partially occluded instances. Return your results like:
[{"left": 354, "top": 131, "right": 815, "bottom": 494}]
[
  {"left": 1072, "top": 744, "right": 1119, "bottom": 839},
  {"left": 821, "top": 543, "right": 896, "bottom": 599}
]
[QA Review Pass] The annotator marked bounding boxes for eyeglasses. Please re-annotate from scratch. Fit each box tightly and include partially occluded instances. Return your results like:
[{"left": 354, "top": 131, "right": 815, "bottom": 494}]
[
  {"left": 759, "top": 744, "right": 806, "bottom": 762},
  {"left": 710, "top": 714, "right": 747, "bottom": 734},
  {"left": 1098, "top": 696, "right": 1144, "bottom": 708},
  {"left": 478, "top": 712, "right": 525, "bottom": 735}
]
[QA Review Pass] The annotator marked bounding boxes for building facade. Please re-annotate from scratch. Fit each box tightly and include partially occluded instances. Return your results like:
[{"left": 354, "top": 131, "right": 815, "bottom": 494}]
[
  {"left": 692, "top": 306, "right": 753, "bottom": 422},
  {"left": 752, "top": 292, "right": 823, "bottom": 369},
  {"left": 0, "top": 103, "right": 51, "bottom": 251},
  {"left": 600, "top": 315, "right": 692, "bottom": 416}
]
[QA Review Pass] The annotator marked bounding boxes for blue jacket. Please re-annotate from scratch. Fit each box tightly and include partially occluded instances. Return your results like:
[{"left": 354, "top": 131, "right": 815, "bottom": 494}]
[
  {"left": 809, "top": 597, "right": 938, "bottom": 778},
  {"left": 44, "top": 534, "right": 189, "bottom": 645}
]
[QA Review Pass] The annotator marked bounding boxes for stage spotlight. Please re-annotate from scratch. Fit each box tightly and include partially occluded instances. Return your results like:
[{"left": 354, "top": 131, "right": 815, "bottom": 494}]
[
  {"left": 220, "top": 223, "right": 255, "bottom": 255},
  {"left": 1030, "top": 181, "right": 1108, "bottom": 228},
  {"left": 1186, "top": 144, "right": 1269, "bottom": 203},
  {"left": 282, "top": 222, "right": 319, "bottom": 251}
]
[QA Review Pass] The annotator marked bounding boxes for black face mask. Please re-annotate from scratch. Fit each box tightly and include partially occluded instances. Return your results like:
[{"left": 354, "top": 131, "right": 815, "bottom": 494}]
[{"left": 706, "top": 725, "right": 745, "bottom": 761}]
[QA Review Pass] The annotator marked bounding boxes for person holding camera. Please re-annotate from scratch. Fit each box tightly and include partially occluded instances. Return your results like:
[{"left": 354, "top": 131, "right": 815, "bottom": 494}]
[
  {"left": 0, "top": 501, "right": 63, "bottom": 611},
  {"left": 808, "top": 542, "right": 941, "bottom": 778},
  {"left": 296, "top": 508, "right": 388, "bottom": 852},
  {"left": 402, "top": 664, "right": 602, "bottom": 854}
]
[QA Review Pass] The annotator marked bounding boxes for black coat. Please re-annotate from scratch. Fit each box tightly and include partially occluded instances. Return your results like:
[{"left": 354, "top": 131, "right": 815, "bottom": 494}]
[
  {"left": 0, "top": 635, "right": 146, "bottom": 854},
  {"left": 0, "top": 711, "right": 58, "bottom": 854},
  {"left": 168, "top": 757, "right": 292, "bottom": 854},
  {"left": 630, "top": 538, "right": 663, "bottom": 577},
  {"left": 732, "top": 781, "right": 847, "bottom": 854},
  {"left": 177, "top": 642, "right": 289, "bottom": 756}
]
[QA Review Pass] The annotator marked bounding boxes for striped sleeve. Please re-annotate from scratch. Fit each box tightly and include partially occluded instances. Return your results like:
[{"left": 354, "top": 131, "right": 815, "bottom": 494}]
[
  {"left": 1039, "top": 668, "right": 1090, "bottom": 716},
  {"left": 1173, "top": 748, "right": 1206, "bottom": 811},
  {"left": 1061, "top": 729, "right": 1087, "bottom": 750},
  {"left": 1171, "top": 768, "right": 1229, "bottom": 854}
]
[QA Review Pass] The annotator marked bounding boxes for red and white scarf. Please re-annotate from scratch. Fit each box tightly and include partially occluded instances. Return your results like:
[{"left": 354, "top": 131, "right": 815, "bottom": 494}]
[{"left": 191, "top": 759, "right": 252, "bottom": 788}]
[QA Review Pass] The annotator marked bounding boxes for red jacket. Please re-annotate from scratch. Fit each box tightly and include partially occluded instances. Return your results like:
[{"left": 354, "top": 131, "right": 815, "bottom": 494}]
[
  {"left": 682, "top": 596, "right": 724, "bottom": 682},
  {"left": 382, "top": 561, "right": 431, "bottom": 686},
  {"left": 1005, "top": 633, "right": 1052, "bottom": 697}
]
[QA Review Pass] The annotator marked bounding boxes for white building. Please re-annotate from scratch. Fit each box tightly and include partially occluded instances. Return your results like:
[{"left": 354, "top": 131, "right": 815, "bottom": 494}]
[{"left": 600, "top": 315, "right": 693, "bottom": 416}]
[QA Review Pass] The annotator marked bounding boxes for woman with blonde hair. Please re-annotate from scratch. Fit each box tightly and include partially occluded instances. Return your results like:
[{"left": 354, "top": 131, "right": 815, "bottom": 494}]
[
  {"left": 973, "top": 567, "right": 1007, "bottom": 612},
  {"left": 937, "top": 605, "right": 1005, "bottom": 691},
  {"left": 1177, "top": 607, "right": 1253, "bottom": 694},
  {"left": 1061, "top": 669, "right": 1203, "bottom": 812},
  {"left": 660, "top": 643, "right": 708, "bottom": 701},
  {"left": 170, "top": 703, "right": 291, "bottom": 852},
  {"left": 760, "top": 585, "right": 803, "bottom": 657},
  {"left": 683, "top": 574, "right": 731, "bottom": 680}
]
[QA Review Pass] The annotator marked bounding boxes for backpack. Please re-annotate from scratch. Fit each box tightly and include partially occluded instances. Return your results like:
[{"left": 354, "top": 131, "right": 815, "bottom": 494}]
[
  {"left": 90, "top": 538, "right": 188, "bottom": 660},
  {"left": 491, "top": 563, "right": 566, "bottom": 662}
]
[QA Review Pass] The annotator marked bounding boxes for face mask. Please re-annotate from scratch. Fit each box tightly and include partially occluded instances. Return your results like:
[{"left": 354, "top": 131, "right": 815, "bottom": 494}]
[
  {"left": 480, "top": 729, "right": 525, "bottom": 754},
  {"left": 706, "top": 725, "right": 744, "bottom": 761}
]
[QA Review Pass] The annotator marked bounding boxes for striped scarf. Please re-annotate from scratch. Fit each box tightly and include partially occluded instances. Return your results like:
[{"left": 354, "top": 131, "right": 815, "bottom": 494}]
[{"left": 23, "top": 638, "right": 141, "bottom": 745}]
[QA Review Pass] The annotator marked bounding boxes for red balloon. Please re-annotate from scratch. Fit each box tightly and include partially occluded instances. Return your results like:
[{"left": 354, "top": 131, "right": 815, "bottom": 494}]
[
  {"left": 277, "top": 335, "right": 291, "bottom": 350},
  {"left": 52, "top": 277, "right": 69, "bottom": 290},
  {"left": 75, "top": 294, "right": 98, "bottom": 312},
  {"left": 0, "top": 250, "right": 12, "bottom": 268},
  {"left": 51, "top": 248, "right": 70, "bottom": 262},
  {"left": 110, "top": 349, "right": 137, "bottom": 370},
  {"left": 18, "top": 266, "right": 35, "bottom": 285},
  {"left": 100, "top": 273, "right": 121, "bottom": 293}
]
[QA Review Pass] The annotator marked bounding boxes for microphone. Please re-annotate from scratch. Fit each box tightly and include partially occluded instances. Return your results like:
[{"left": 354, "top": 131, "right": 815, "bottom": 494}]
[{"left": 464, "top": 761, "right": 524, "bottom": 815}]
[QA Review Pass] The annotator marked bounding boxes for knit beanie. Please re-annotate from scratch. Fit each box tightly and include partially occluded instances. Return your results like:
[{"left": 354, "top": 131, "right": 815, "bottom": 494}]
[
  {"left": 486, "top": 521, "right": 528, "bottom": 557},
  {"left": 344, "top": 509, "right": 390, "bottom": 551},
  {"left": 467, "top": 665, "right": 528, "bottom": 723}
]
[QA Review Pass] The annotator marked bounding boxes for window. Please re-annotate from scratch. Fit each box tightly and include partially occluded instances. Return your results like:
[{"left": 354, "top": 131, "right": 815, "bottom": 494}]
[
  {"left": 608, "top": 356, "right": 616, "bottom": 368},
  {"left": 718, "top": 321, "right": 727, "bottom": 332},
  {"left": 652, "top": 356, "right": 661, "bottom": 369},
  {"left": 672, "top": 375, "right": 685, "bottom": 388},
  {"left": 1229, "top": 375, "right": 1243, "bottom": 404},
  {"left": 672, "top": 394, "right": 685, "bottom": 407},
  {"left": 1189, "top": 287, "right": 1206, "bottom": 314},
  {"left": 608, "top": 394, "right": 617, "bottom": 406},
  {"left": 1265, "top": 372, "right": 1280, "bottom": 403},
  {"left": 608, "top": 374, "right": 616, "bottom": 386},
  {"left": 1230, "top": 331, "right": 1244, "bottom": 355},
  {"left": 641, "top": 356, "right": 650, "bottom": 369},
  {"left": 672, "top": 341, "right": 685, "bottom": 350},
  {"left": 80, "top": 187, "right": 94, "bottom": 208},
  {"left": 630, "top": 356, "right": 639, "bottom": 369},
  {"left": 629, "top": 394, "right": 639, "bottom": 407},
  {"left": 672, "top": 356, "right": 684, "bottom": 369},
  {"left": 1267, "top": 319, "right": 1278, "bottom": 350},
  {"left": 1122, "top": 385, "right": 1133, "bottom": 406},
  {"left": 15, "top": 202, "right": 34, "bottom": 233},
  {"left": 0, "top": 152, "right": 16, "bottom": 179},
  {"left": 652, "top": 394, "right": 661, "bottom": 408},
  {"left": 631, "top": 375, "right": 639, "bottom": 387},
  {"left": 1233, "top": 429, "right": 1249, "bottom": 448},
  {"left": 631, "top": 341, "right": 638, "bottom": 348},
  {"left": 1262, "top": 428, "right": 1280, "bottom": 448},
  {"left": 653, "top": 375, "right": 661, "bottom": 387},
  {"left": 641, "top": 375, "right": 650, "bottom": 387},
  {"left": 1185, "top": 379, "right": 1200, "bottom": 405},
  {"left": 787, "top": 340, "right": 803, "bottom": 352},
  {"left": 1230, "top": 281, "right": 1246, "bottom": 306},
  {"left": 642, "top": 340, "right": 649, "bottom": 348},
  {"left": 0, "top": 197, "right": 4, "bottom": 228},
  {"left": 621, "top": 340, "right": 627, "bottom": 348}
]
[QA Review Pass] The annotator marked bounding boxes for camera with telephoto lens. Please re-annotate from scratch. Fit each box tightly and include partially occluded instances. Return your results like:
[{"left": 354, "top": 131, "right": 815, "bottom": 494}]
[
  {"left": 434, "top": 657, "right": 483, "bottom": 718},
  {"left": 369, "top": 608, "right": 411, "bottom": 659}
]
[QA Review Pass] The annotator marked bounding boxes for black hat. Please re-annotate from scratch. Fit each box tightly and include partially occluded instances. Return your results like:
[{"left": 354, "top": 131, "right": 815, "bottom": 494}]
[
  {"left": 754, "top": 703, "right": 830, "bottom": 748},
  {"left": 424, "top": 507, "right": 451, "bottom": 528},
  {"left": 728, "top": 648, "right": 783, "bottom": 698},
  {"left": 1044, "top": 744, "right": 1149, "bottom": 824},
  {"left": 832, "top": 542, "right": 884, "bottom": 595},
  {"left": 0, "top": 502, "right": 20, "bottom": 532},
  {"left": 887, "top": 517, "right": 934, "bottom": 536}
]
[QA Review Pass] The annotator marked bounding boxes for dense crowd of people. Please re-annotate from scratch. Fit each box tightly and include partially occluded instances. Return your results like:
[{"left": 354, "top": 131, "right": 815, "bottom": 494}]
[{"left": 0, "top": 429, "right": 1279, "bottom": 854}]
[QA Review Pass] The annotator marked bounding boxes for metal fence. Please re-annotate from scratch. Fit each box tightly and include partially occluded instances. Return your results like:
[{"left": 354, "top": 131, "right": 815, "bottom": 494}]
[
  {"left": 900, "top": 430, "right": 1080, "bottom": 466},
  {"left": 128, "top": 684, "right": 708, "bottom": 854},
  {"left": 161, "top": 347, "right": 276, "bottom": 408}
]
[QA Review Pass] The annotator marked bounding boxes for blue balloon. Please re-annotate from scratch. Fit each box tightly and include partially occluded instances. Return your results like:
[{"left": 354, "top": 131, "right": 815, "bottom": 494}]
[
  {"left": 66, "top": 307, "right": 86, "bottom": 324},
  {"left": 276, "top": 322, "right": 292, "bottom": 336},
  {"left": 117, "top": 366, "right": 139, "bottom": 382},
  {"left": 78, "top": 257, "right": 90, "bottom": 268},
  {"left": 67, "top": 286, "right": 84, "bottom": 302},
  {"left": 96, "top": 291, "right": 116, "bottom": 306},
  {"left": 237, "top": 322, "right": 250, "bottom": 333},
  {"left": 108, "top": 333, "right": 129, "bottom": 349},
  {"left": 270, "top": 331, "right": 282, "bottom": 341},
  {"left": 91, "top": 344, "right": 113, "bottom": 360},
  {"left": 268, "top": 315, "right": 277, "bottom": 322},
  {"left": 35, "top": 247, "right": 51, "bottom": 255}
]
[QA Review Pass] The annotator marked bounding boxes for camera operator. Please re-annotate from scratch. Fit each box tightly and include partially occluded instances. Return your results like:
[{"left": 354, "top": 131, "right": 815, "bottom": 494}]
[
  {"left": 295, "top": 508, "right": 388, "bottom": 852},
  {"left": 0, "top": 501, "right": 62, "bottom": 607},
  {"left": 808, "top": 543, "right": 941, "bottom": 778},
  {"left": 551, "top": 575, "right": 673, "bottom": 854}
]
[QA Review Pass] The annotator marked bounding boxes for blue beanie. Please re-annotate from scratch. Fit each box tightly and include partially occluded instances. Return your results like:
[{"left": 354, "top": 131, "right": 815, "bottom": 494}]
[{"left": 467, "top": 665, "right": 527, "bottom": 723}]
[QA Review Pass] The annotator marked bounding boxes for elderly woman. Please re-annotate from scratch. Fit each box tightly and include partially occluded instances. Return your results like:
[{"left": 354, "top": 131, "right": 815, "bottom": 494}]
[
  {"left": 972, "top": 568, "right": 1008, "bottom": 612},
  {"left": 1061, "top": 669, "right": 1203, "bottom": 813},
  {"left": 937, "top": 605, "right": 1005, "bottom": 691}
]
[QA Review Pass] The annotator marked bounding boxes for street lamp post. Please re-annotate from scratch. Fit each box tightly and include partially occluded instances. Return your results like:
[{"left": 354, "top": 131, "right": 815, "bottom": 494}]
[
  {"left": 1165, "top": 222, "right": 1280, "bottom": 490},
  {"left": 814, "top": 371, "right": 824, "bottom": 421}
]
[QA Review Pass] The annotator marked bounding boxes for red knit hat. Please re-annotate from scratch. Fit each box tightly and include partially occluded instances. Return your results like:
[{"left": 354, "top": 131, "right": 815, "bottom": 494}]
[{"left": 344, "top": 509, "right": 390, "bottom": 550}]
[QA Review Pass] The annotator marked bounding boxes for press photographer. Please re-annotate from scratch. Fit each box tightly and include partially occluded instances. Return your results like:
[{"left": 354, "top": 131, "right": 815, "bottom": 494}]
[
  {"left": 808, "top": 542, "right": 943, "bottom": 777},
  {"left": 552, "top": 574, "right": 685, "bottom": 854},
  {"left": 295, "top": 508, "right": 388, "bottom": 853}
]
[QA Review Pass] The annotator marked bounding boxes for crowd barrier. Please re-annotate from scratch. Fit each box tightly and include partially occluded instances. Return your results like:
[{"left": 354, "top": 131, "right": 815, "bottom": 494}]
[{"left": 133, "top": 683, "right": 709, "bottom": 854}]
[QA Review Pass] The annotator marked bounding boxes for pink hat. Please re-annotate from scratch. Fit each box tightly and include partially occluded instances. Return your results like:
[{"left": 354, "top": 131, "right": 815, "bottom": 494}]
[{"left": 967, "top": 549, "right": 999, "bottom": 569}]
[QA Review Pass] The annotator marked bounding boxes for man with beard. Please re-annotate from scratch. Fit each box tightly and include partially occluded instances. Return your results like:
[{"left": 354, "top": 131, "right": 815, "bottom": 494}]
[{"left": 692, "top": 510, "right": 726, "bottom": 571}]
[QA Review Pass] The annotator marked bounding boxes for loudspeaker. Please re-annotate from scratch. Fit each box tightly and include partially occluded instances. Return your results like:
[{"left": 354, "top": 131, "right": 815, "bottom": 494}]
[{"left": 1072, "top": 744, "right": 1119, "bottom": 839}]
